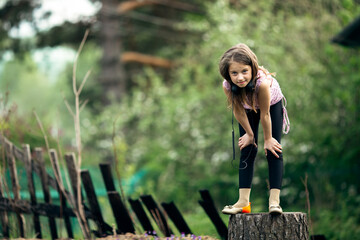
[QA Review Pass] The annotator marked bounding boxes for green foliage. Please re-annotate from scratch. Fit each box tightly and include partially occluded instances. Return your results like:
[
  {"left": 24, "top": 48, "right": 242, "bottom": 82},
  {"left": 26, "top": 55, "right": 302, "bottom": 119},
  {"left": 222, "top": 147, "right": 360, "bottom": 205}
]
[
  {"left": 0, "top": 42, "right": 103, "bottom": 157},
  {"left": 2, "top": 0, "right": 360, "bottom": 238},
  {"left": 88, "top": 66, "right": 235, "bottom": 208},
  {"left": 0, "top": 53, "right": 62, "bottom": 147},
  {"left": 313, "top": 194, "right": 360, "bottom": 240},
  {"left": 87, "top": 0, "right": 360, "bottom": 237}
]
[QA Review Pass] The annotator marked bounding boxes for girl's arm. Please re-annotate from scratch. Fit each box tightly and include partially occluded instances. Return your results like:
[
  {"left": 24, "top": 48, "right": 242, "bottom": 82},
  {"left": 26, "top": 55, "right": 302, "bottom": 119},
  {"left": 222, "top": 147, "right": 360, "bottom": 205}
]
[
  {"left": 258, "top": 79, "right": 282, "bottom": 158},
  {"left": 222, "top": 85, "right": 257, "bottom": 149}
]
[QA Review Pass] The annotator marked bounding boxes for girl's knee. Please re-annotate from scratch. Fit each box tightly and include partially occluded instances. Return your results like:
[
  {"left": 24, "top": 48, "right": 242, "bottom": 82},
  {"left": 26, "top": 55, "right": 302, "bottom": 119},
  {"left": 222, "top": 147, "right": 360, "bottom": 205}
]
[
  {"left": 266, "top": 150, "right": 283, "bottom": 161},
  {"left": 241, "top": 145, "right": 258, "bottom": 159}
]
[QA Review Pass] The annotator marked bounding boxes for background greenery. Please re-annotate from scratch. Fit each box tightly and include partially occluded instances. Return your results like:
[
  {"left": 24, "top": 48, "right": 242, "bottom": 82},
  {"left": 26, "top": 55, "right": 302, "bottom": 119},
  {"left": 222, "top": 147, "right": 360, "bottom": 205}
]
[{"left": 1, "top": 0, "right": 360, "bottom": 239}]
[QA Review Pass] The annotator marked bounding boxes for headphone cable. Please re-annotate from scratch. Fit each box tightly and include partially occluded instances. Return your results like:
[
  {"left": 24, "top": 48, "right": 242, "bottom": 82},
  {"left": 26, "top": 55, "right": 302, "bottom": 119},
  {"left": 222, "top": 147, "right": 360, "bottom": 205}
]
[{"left": 231, "top": 92, "right": 255, "bottom": 170}]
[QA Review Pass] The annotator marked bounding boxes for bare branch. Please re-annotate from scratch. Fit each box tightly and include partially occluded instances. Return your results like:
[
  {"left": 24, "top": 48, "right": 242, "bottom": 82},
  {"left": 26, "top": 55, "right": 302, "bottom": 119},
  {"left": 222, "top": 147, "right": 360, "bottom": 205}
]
[
  {"left": 73, "top": 29, "right": 90, "bottom": 95},
  {"left": 63, "top": 96, "right": 75, "bottom": 118},
  {"left": 121, "top": 51, "right": 174, "bottom": 68},
  {"left": 77, "top": 69, "right": 92, "bottom": 95},
  {"left": 301, "top": 173, "right": 313, "bottom": 236},
  {"left": 117, "top": 0, "right": 203, "bottom": 14},
  {"left": 33, "top": 111, "right": 76, "bottom": 214},
  {"left": 79, "top": 99, "right": 89, "bottom": 113},
  {"left": 117, "top": 0, "right": 154, "bottom": 13},
  {"left": 33, "top": 111, "right": 50, "bottom": 151},
  {"left": 72, "top": 29, "right": 91, "bottom": 238}
]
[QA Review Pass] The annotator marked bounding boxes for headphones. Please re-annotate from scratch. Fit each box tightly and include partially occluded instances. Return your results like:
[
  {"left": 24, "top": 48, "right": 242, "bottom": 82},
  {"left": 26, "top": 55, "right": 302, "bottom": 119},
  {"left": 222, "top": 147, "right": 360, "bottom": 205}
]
[{"left": 230, "top": 79, "right": 255, "bottom": 95}]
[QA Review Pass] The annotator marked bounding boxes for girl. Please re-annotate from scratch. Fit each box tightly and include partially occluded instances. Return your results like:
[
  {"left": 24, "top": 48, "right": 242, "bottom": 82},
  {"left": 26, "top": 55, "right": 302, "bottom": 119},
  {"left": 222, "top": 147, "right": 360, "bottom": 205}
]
[{"left": 219, "top": 43, "right": 290, "bottom": 215}]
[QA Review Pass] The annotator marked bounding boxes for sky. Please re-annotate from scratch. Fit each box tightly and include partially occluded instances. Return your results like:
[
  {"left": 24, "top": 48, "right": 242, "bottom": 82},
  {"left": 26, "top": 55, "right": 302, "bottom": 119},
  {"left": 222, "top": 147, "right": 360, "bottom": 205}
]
[
  {"left": 9, "top": 0, "right": 101, "bottom": 38},
  {"left": 1, "top": 0, "right": 101, "bottom": 82}
]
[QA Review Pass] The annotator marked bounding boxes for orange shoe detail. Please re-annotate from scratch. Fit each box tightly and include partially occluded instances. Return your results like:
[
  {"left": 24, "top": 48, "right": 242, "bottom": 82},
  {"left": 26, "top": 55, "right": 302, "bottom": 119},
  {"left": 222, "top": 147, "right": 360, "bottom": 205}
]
[{"left": 242, "top": 202, "right": 251, "bottom": 213}]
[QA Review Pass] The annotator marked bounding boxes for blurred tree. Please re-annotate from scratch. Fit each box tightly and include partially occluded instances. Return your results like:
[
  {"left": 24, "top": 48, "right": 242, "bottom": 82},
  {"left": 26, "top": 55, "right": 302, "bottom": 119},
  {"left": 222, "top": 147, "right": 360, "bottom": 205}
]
[
  {"left": 34, "top": 0, "right": 208, "bottom": 104},
  {"left": 98, "top": 0, "right": 126, "bottom": 103},
  {"left": 1, "top": 0, "right": 208, "bottom": 104},
  {"left": 0, "top": 0, "right": 41, "bottom": 56}
]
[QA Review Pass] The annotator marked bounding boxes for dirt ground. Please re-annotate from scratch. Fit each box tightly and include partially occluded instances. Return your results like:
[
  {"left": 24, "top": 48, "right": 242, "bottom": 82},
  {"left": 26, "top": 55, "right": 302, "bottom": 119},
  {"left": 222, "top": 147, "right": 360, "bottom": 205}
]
[
  {"left": 9, "top": 233, "right": 219, "bottom": 240},
  {"left": 8, "top": 233, "right": 220, "bottom": 240},
  {"left": 97, "top": 233, "right": 219, "bottom": 240}
]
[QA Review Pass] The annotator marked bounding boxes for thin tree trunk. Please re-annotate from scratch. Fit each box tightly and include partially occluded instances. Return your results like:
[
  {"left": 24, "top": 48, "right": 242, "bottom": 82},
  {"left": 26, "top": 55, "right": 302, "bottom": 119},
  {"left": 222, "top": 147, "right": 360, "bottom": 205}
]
[{"left": 99, "top": 0, "right": 127, "bottom": 104}]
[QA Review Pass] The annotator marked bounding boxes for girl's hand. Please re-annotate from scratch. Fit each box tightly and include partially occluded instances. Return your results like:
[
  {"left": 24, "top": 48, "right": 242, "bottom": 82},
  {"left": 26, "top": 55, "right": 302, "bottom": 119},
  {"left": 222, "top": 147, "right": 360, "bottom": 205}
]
[
  {"left": 264, "top": 138, "right": 282, "bottom": 158},
  {"left": 238, "top": 133, "right": 257, "bottom": 150}
]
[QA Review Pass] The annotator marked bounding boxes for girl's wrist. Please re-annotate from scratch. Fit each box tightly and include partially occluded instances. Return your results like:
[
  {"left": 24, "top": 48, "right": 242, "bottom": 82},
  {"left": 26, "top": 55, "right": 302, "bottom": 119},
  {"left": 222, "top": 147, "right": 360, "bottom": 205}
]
[
  {"left": 247, "top": 132, "right": 254, "bottom": 138},
  {"left": 264, "top": 136, "right": 272, "bottom": 141}
]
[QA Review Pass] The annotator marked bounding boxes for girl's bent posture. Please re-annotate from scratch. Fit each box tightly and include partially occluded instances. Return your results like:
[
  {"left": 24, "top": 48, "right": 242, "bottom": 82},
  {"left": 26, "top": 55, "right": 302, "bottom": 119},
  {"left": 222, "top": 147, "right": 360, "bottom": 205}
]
[{"left": 219, "top": 43, "right": 290, "bottom": 215}]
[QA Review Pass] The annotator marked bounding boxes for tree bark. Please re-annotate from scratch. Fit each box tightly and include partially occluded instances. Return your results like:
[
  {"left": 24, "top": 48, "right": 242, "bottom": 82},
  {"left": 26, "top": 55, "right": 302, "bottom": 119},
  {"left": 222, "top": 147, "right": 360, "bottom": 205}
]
[
  {"left": 228, "top": 212, "right": 309, "bottom": 240},
  {"left": 99, "top": 0, "right": 127, "bottom": 104}
]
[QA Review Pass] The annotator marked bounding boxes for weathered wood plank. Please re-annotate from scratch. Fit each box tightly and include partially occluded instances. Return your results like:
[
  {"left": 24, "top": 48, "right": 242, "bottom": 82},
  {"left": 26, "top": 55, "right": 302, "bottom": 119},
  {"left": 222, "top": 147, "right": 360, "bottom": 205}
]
[
  {"left": 1, "top": 135, "right": 58, "bottom": 192},
  {"left": 35, "top": 148, "right": 58, "bottom": 240},
  {"left": 0, "top": 178, "right": 9, "bottom": 238},
  {"left": 128, "top": 198, "right": 155, "bottom": 235},
  {"left": 0, "top": 135, "right": 97, "bottom": 238},
  {"left": 0, "top": 197, "right": 94, "bottom": 218},
  {"left": 0, "top": 135, "right": 9, "bottom": 238},
  {"left": 5, "top": 140, "right": 25, "bottom": 238},
  {"left": 49, "top": 149, "right": 74, "bottom": 239},
  {"left": 161, "top": 201, "right": 192, "bottom": 235},
  {"left": 107, "top": 191, "right": 135, "bottom": 234},
  {"left": 198, "top": 189, "right": 227, "bottom": 240},
  {"left": 81, "top": 169, "right": 113, "bottom": 236},
  {"left": 228, "top": 212, "right": 309, "bottom": 240},
  {"left": 140, "top": 195, "right": 173, "bottom": 237},
  {"left": 99, "top": 163, "right": 136, "bottom": 234},
  {"left": 23, "top": 144, "right": 42, "bottom": 238},
  {"left": 65, "top": 153, "right": 79, "bottom": 204},
  {"left": 99, "top": 163, "right": 116, "bottom": 192},
  {"left": 64, "top": 153, "right": 91, "bottom": 231}
]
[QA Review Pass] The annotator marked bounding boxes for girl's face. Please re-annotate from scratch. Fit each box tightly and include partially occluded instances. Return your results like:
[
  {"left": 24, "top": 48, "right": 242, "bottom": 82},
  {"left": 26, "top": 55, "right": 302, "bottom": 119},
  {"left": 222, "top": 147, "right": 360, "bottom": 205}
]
[{"left": 228, "top": 62, "right": 252, "bottom": 88}]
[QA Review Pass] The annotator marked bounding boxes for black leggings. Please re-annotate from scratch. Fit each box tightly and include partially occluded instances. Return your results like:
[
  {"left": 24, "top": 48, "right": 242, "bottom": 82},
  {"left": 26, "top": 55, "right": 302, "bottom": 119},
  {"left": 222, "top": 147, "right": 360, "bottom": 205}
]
[{"left": 238, "top": 100, "right": 283, "bottom": 190}]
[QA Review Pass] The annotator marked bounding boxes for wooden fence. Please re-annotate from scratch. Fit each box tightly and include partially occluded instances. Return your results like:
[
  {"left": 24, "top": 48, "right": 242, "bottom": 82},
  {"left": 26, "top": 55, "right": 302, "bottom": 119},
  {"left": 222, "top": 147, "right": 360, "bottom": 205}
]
[{"left": 0, "top": 134, "right": 228, "bottom": 239}]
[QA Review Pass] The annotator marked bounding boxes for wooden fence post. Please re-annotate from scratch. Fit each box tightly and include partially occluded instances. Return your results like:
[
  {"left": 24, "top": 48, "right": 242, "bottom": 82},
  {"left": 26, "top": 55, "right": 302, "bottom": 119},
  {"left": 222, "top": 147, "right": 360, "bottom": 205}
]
[
  {"left": 64, "top": 153, "right": 89, "bottom": 231},
  {"left": 23, "top": 144, "right": 42, "bottom": 238},
  {"left": 228, "top": 212, "right": 309, "bottom": 240},
  {"left": 49, "top": 149, "right": 74, "bottom": 239},
  {"left": 0, "top": 136, "right": 105, "bottom": 238},
  {"left": 99, "top": 163, "right": 116, "bottom": 191},
  {"left": 198, "top": 189, "right": 228, "bottom": 240},
  {"left": 0, "top": 177, "right": 9, "bottom": 239},
  {"left": 35, "top": 148, "right": 58, "bottom": 240},
  {"left": 161, "top": 201, "right": 192, "bottom": 235},
  {"left": 81, "top": 169, "right": 113, "bottom": 236},
  {"left": 108, "top": 191, "right": 135, "bottom": 234},
  {"left": 0, "top": 135, "right": 9, "bottom": 239},
  {"left": 140, "top": 195, "right": 173, "bottom": 237},
  {"left": 65, "top": 153, "right": 79, "bottom": 204},
  {"left": 99, "top": 163, "right": 135, "bottom": 234},
  {"left": 5, "top": 140, "right": 25, "bottom": 238},
  {"left": 128, "top": 198, "right": 155, "bottom": 235}
]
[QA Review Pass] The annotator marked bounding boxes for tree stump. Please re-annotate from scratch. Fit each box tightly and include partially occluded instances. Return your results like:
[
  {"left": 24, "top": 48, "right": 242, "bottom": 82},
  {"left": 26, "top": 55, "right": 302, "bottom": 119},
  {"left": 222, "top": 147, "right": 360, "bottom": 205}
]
[{"left": 228, "top": 212, "right": 309, "bottom": 240}]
